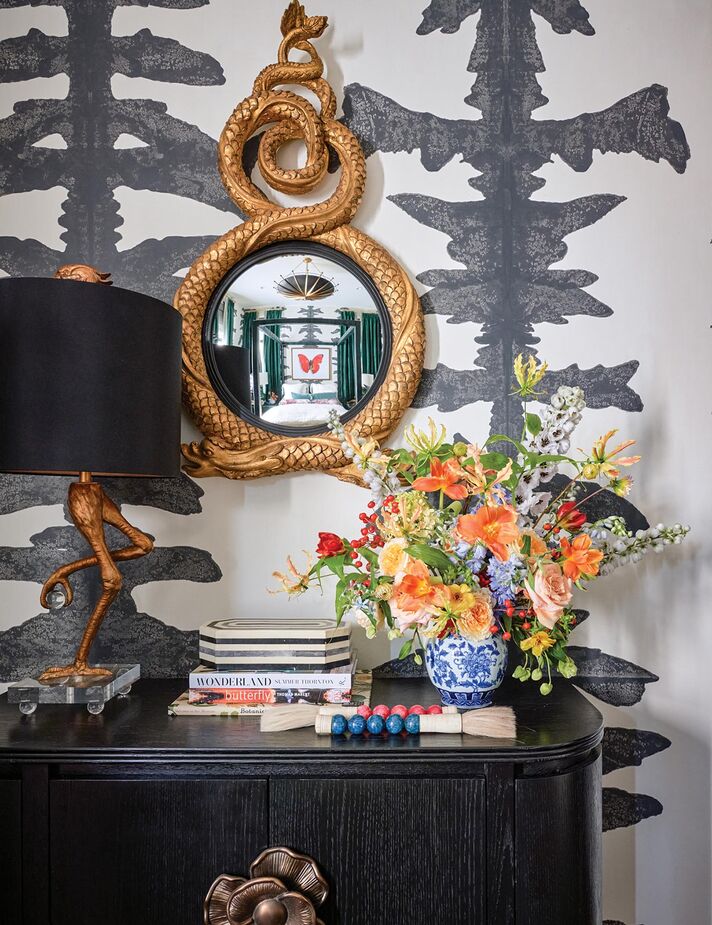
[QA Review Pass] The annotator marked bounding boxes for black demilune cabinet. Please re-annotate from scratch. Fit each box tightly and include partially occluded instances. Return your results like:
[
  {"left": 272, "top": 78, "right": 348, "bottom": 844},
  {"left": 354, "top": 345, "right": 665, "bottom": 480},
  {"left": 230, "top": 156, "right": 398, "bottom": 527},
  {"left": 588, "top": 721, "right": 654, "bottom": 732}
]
[{"left": 0, "top": 677, "right": 603, "bottom": 924}]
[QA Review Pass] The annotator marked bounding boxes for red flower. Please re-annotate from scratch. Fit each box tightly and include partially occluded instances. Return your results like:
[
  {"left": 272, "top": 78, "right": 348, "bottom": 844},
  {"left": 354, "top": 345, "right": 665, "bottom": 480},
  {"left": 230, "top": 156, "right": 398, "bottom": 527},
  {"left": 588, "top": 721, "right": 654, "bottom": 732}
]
[
  {"left": 556, "top": 501, "right": 586, "bottom": 532},
  {"left": 316, "top": 532, "right": 345, "bottom": 557}
]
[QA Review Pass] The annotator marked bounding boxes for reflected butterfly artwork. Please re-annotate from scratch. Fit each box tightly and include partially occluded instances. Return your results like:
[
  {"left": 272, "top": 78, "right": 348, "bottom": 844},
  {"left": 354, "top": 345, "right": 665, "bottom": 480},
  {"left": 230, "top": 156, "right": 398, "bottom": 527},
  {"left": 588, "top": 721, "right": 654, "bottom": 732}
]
[
  {"left": 291, "top": 346, "right": 332, "bottom": 380},
  {"left": 298, "top": 353, "right": 324, "bottom": 375}
]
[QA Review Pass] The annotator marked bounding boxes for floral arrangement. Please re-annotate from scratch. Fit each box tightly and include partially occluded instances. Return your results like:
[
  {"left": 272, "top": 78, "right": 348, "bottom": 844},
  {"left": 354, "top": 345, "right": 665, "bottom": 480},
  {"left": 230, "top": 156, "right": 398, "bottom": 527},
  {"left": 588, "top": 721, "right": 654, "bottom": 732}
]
[{"left": 274, "top": 356, "right": 689, "bottom": 694}]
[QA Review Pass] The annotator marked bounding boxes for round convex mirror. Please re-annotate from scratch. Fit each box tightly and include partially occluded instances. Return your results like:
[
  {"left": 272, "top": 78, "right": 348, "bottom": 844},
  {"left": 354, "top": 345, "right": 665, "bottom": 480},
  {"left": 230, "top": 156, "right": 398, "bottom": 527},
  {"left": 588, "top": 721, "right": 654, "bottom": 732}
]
[{"left": 202, "top": 242, "right": 392, "bottom": 436}]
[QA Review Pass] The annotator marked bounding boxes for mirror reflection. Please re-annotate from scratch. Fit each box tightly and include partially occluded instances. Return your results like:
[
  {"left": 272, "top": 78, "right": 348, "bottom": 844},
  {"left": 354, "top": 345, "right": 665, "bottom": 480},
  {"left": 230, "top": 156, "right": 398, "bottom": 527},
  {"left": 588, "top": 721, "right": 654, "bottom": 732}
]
[{"left": 206, "top": 246, "right": 387, "bottom": 432}]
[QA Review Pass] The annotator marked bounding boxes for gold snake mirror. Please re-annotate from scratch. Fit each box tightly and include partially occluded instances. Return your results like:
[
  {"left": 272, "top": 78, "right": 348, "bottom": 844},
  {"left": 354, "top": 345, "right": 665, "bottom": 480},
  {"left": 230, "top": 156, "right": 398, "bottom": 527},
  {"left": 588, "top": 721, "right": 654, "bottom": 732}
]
[{"left": 176, "top": 1, "right": 424, "bottom": 480}]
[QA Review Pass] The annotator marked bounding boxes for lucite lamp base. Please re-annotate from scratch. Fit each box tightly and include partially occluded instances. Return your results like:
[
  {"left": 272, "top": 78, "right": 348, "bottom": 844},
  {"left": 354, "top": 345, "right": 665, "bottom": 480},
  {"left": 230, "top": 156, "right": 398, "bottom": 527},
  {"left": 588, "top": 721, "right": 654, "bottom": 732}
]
[{"left": 7, "top": 663, "right": 140, "bottom": 715}]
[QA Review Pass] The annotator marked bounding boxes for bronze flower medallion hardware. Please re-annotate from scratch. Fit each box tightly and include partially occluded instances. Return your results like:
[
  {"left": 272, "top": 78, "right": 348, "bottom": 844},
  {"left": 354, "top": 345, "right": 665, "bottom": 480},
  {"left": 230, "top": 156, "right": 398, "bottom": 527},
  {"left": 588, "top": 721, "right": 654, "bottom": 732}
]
[
  {"left": 204, "top": 847, "right": 328, "bottom": 925},
  {"left": 176, "top": 0, "right": 424, "bottom": 480}
]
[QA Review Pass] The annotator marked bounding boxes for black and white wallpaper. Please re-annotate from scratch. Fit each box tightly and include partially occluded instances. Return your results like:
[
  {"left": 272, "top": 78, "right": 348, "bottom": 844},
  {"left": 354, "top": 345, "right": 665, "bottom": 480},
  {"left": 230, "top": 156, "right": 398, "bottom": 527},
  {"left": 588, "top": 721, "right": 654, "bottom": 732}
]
[{"left": 0, "top": 1, "right": 708, "bottom": 921}]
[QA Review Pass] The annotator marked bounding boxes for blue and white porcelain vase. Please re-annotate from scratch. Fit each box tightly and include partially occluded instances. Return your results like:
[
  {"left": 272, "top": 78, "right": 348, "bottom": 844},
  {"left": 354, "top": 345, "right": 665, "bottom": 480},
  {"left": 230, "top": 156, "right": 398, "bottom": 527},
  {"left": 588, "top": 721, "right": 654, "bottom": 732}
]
[{"left": 425, "top": 633, "right": 508, "bottom": 709}]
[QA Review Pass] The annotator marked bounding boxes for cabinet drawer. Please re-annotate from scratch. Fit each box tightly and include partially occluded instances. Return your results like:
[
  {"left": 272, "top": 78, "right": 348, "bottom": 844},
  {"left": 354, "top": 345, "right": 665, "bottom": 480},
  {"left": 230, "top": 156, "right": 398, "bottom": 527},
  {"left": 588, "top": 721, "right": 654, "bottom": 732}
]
[
  {"left": 271, "top": 777, "right": 486, "bottom": 924},
  {"left": 0, "top": 779, "right": 22, "bottom": 925},
  {"left": 50, "top": 778, "right": 267, "bottom": 925}
]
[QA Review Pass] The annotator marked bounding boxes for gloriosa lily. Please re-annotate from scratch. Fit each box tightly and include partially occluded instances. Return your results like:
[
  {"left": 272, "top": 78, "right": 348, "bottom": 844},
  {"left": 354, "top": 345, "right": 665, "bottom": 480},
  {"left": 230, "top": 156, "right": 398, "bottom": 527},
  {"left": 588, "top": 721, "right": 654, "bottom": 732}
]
[
  {"left": 513, "top": 353, "right": 548, "bottom": 397},
  {"left": 581, "top": 429, "right": 641, "bottom": 480},
  {"left": 404, "top": 418, "right": 447, "bottom": 455}
]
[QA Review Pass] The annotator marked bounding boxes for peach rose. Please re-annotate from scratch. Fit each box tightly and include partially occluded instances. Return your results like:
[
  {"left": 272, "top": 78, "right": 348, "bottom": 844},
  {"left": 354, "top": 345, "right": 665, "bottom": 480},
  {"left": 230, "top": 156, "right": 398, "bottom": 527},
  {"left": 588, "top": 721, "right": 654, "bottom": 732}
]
[
  {"left": 390, "top": 600, "right": 433, "bottom": 632},
  {"left": 525, "top": 563, "right": 573, "bottom": 629},
  {"left": 457, "top": 588, "right": 495, "bottom": 642},
  {"left": 378, "top": 537, "right": 410, "bottom": 577}
]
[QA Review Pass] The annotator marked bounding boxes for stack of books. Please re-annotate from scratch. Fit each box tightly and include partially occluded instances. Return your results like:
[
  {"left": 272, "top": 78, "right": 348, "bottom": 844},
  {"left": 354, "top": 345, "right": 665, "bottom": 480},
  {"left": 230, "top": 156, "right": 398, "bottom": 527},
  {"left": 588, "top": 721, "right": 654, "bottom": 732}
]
[{"left": 168, "top": 617, "right": 371, "bottom": 716}]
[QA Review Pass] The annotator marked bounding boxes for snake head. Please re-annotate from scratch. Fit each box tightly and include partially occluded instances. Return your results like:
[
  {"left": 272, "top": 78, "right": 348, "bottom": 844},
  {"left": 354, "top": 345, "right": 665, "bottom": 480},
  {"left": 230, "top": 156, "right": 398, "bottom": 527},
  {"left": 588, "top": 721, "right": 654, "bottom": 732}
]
[{"left": 280, "top": 1, "right": 327, "bottom": 41}]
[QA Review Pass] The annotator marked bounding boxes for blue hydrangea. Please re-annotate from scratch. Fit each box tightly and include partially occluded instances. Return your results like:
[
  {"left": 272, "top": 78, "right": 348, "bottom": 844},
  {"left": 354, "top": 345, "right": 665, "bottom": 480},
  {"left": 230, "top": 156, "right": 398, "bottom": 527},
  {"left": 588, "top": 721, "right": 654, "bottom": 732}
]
[{"left": 486, "top": 555, "right": 525, "bottom": 606}]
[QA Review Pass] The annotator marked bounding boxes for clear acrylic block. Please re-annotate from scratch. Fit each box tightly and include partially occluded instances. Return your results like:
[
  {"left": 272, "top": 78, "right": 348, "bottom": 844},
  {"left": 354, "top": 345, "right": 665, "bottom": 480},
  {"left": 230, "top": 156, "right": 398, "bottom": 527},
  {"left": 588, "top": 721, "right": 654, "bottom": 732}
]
[{"left": 7, "top": 664, "right": 140, "bottom": 715}]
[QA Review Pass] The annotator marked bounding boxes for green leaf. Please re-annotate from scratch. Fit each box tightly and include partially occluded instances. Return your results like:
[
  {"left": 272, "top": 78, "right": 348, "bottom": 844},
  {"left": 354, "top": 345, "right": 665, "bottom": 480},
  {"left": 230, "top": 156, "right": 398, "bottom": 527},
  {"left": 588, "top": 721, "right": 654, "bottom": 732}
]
[
  {"left": 485, "top": 433, "right": 528, "bottom": 456},
  {"left": 525, "top": 452, "right": 577, "bottom": 467},
  {"left": 445, "top": 500, "right": 463, "bottom": 516},
  {"left": 358, "top": 546, "right": 379, "bottom": 567},
  {"left": 525, "top": 412, "right": 542, "bottom": 436},
  {"left": 398, "top": 638, "right": 413, "bottom": 660},
  {"left": 406, "top": 543, "right": 454, "bottom": 575},
  {"left": 326, "top": 554, "right": 346, "bottom": 579},
  {"left": 479, "top": 451, "right": 510, "bottom": 470},
  {"left": 334, "top": 575, "right": 351, "bottom": 620},
  {"left": 380, "top": 599, "right": 394, "bottom": 629}
]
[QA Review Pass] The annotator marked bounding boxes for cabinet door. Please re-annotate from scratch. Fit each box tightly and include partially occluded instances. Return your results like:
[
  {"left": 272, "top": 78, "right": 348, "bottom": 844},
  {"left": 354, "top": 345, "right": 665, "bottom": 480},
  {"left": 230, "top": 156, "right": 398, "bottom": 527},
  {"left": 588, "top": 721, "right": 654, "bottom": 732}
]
[
  {"left": 50, "top": 778, "right": 267, "bottom": 925},
  {"left": 272, "top": 777, "right": 486, "bottom": 924},
  {"left": 0, "top": 779, "right": 22, "bottom": 925},
  {"left": 515, "top": 752, "right": 602, "bottom": 924}
]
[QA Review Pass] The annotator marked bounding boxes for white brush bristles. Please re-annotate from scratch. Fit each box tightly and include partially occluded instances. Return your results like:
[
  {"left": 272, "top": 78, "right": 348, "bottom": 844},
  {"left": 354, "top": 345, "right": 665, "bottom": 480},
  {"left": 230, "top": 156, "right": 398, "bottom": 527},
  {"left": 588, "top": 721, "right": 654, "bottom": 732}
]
[
  {"left": 461, "top": 706, "right": 516, "bottom": 739},
  {"left": 260, "top": 703, "right": 358, "bottom": 732}
]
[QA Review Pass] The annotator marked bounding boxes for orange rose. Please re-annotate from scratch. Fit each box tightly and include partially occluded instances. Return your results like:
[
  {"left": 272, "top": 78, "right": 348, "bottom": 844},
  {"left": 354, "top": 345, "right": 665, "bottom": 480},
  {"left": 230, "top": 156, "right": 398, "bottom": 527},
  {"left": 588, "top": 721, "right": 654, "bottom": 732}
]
[
  {"left": 457, "top": 504, "right": 520, "bottom": 562},
  {"left": 457, "top": 589, "right": 495, "bottom": 642},
  {"left": 559, "top": 534, "right": 603, "bottom": 581},
  {"left": 525, "top": 563, "right": 573, "bottom": 629},
  {"left": 378, "top": 538, "right": 410, "bottom": 577}
]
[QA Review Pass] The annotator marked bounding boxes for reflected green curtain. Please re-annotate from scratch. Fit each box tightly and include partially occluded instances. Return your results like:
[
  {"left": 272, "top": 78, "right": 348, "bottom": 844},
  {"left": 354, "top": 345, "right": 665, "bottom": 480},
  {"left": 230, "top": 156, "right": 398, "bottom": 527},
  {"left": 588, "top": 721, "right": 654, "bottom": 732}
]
[
  {"left": 338, "top": 310, "right": 356, "bottom": 405},
  {"left": 361, "top": 312, "right": 382, "bottom": 375},
  {"left": 240, "top": 309, "right": 257, "bottom": 353},
  {"left": 264, "top": 308, "right": 283, "bottom": 397},
  {"left": 225, "top": 298, "right": 235, "bottom": 345}
]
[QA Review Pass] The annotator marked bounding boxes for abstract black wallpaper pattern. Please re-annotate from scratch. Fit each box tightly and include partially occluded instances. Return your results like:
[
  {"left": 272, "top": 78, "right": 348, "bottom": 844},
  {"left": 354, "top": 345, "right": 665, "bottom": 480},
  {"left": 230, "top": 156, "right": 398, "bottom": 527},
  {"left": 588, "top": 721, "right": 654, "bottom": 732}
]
[
  {"left": 343, "top": 0, "right": 690, "bottom": 438},
  {"left": 339, "top": 0, "right": 690, "bottom": 898},
  {"left": 0, "top": 0, "right": 238, "bottom": 301},
  {"left": 0, "top": 2, "right": 692, "bottom": 916},
  {"left": 0, "top": 0, "right": 230, "bottom": 676}
]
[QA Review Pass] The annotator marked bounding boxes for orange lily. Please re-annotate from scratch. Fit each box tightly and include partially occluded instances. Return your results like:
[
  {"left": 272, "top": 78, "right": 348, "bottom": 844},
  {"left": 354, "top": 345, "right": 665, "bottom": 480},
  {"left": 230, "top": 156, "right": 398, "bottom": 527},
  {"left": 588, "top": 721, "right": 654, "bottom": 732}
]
[
  {"left": 582, "top": 429, "right": 641, "bottom": 480},
  {"left": 559, "top": 534, "right": 603, "bottom": 581},
  {"left": 457, "top": 504, "right": 520, "bottom": 562},
  {"left": 392, "top": 559, "right": 438, "bottom": 612},
  {"left": 412, "top": 458, "right": 468, "bottom": 500}
]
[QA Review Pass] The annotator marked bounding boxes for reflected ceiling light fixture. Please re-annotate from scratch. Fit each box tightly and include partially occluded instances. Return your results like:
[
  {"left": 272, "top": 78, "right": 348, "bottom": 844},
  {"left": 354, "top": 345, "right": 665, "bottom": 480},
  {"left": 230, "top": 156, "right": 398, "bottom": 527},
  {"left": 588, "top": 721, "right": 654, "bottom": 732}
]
[{"left": 275, "top": 256, "right": 336, "bottom": 300}]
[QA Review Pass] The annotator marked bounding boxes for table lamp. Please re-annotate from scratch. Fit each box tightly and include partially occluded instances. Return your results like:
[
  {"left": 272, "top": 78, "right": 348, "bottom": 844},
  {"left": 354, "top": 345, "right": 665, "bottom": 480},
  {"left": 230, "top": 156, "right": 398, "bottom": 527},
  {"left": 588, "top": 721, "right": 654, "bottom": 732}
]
[{"left": 0, "top": 266, "right": 181, "bottom": 688}]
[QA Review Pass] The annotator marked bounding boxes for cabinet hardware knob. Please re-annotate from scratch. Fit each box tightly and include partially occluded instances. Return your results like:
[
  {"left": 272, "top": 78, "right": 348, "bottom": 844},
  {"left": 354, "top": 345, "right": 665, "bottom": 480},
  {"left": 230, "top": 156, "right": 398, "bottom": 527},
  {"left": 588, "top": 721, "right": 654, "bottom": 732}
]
[{"left": 205, "top": 847, "right": 328, "bottom": 925}]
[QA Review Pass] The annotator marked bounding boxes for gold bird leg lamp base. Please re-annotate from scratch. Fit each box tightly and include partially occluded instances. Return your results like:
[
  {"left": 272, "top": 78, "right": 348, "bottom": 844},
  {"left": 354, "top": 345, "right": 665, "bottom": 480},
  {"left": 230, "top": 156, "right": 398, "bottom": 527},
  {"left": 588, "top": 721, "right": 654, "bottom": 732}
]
[
  {"left": 0, "top": 266, "right": 182, "bottom": 706},
  {"left": 38, "top": 472, "right": 154, "bottom": 682}
]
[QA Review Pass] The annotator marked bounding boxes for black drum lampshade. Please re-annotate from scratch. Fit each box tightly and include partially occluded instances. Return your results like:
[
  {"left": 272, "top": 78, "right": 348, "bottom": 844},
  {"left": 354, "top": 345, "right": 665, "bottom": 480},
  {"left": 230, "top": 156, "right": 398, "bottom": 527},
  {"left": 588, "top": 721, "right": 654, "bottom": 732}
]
[
  {"left": 0, "top": 277, "right": 182, "bottom": 477},
  {"left": 0, "top": 273, "right": 183, "bottom": 685}
]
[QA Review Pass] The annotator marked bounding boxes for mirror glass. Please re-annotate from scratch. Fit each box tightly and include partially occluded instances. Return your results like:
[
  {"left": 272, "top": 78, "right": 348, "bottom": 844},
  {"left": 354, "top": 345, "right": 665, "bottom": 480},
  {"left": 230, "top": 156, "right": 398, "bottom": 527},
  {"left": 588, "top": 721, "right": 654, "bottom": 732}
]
[{"left": 203, "top": 243, "right": 390, "bottom": 435}]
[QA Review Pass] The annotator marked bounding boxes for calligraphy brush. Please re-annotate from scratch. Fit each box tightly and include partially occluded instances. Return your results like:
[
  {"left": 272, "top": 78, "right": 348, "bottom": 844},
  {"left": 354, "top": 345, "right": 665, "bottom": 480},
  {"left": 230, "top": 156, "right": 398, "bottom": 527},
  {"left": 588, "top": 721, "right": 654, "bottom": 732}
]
[{"left": 260, "top": 703, "right": 456, "bottom": 733}]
